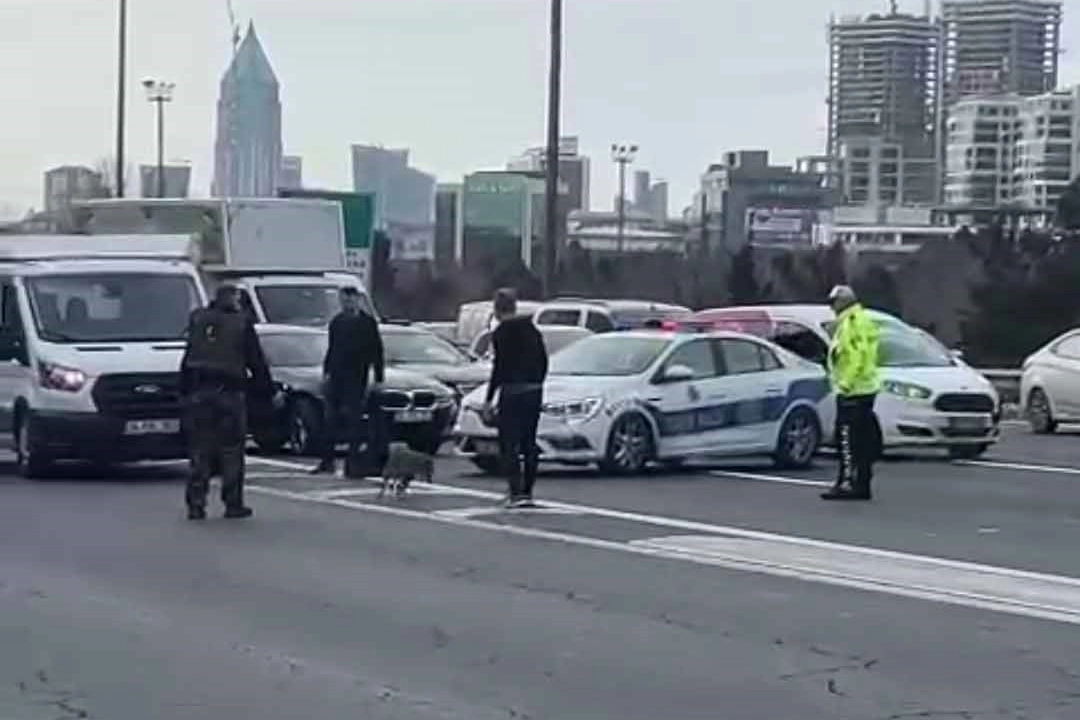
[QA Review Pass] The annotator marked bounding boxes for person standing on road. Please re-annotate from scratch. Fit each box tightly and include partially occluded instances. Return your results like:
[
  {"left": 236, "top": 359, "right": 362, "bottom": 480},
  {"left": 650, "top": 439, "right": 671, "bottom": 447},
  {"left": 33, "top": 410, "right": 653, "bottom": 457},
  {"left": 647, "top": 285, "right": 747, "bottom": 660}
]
[
  {"left": 311, "top": 287, "right": 385, "bottom": 479},
  {"left": 822, "top": 284, "right": 881, "bottom": 502},
  {"left": 481, "top": 288, "right": 548, "bottom": 508},
  {"left": 181, "top": 284, "right": 275, "bottom": 521}
]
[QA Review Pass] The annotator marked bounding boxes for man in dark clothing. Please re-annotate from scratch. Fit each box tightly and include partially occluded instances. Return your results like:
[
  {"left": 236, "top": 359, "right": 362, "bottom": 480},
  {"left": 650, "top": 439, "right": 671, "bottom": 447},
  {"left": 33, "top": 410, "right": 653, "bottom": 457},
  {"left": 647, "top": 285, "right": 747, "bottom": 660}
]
[
  {"left": 481, "top": 288, "right": 548, "bottom": 508},
  {"left": 311, "top": 287, "right": 386, "bottom": 478},
  {"left": 181, "top": 284, "right": 275, "bottom": 521}
]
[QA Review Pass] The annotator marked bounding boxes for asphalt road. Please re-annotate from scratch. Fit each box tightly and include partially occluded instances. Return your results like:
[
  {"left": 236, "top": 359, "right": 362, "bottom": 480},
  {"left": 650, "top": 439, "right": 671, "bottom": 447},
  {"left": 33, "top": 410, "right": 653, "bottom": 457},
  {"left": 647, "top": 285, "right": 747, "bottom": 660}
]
[{"left": 1, "top": 423, "right": 1079, "bottom": 719}]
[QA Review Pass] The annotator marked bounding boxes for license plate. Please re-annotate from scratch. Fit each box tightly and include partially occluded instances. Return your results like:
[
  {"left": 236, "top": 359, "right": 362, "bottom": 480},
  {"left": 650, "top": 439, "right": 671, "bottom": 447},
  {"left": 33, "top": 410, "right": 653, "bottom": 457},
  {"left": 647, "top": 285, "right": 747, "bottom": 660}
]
[
  {"left": 473, "top": 440, "right": 499, "bottom": 455},
  {"left": 394, "top": 409, "right": 433, "bottom": 423},
  {"left": 949, "top": 416, "right": 989, "bottom": 430},
  {"left": 124, "top": 419, "right": 180, "bottom": 435}
]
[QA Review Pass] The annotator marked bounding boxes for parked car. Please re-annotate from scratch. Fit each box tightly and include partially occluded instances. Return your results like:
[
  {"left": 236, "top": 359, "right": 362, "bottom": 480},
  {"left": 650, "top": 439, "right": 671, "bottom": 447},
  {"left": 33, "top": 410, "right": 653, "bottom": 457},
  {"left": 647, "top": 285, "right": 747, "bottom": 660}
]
[
  {"left": 249, "top": 324, "right": 456, "bottom": 456},
  {"left": 455, "top": 329, "right": 833, "bottom": 475},
  {"left": 455, "top": 299, "right": 542, "bottom": 348},
  {"left": 381, "top": 323, "right": 490, "bottom": 401},
  {"left": 672, "top": 305, "right": 1001, "bottom": 459},
  {"left": 1020, "top": 328, "right": 1080, "bottom": 433},
  {"left": 533, "top": 297, "right": 691, "bottom": 333},
  {"left": 470, "top": 324, "right": 593, "bottom": 360}
]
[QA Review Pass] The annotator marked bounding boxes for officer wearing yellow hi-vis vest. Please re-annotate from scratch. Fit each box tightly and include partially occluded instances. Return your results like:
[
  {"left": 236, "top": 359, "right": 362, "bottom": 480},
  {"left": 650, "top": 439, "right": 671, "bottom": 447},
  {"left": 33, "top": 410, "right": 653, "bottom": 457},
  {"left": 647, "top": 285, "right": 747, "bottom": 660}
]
[{"left": 822, "top": 285, "right": 881, "bottom": 501}]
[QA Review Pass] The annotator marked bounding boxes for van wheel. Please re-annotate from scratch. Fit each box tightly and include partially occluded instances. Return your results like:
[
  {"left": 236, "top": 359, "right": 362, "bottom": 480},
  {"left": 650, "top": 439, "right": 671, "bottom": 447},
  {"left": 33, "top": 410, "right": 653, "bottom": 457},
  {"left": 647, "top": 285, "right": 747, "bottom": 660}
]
[
  {"left": 774, "top": 407, "right": 821, "bottom": 469},
  {"left": 15, "top": 413, "right": 53, "bottom": 479}
]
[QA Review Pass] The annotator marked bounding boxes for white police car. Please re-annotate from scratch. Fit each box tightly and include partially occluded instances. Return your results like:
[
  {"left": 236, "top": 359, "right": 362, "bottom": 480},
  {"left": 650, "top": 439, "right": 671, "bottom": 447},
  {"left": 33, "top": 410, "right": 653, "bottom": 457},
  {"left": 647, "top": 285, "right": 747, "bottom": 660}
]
[{"left": 454, "top": 329, "right": 833, "bottom": 474}]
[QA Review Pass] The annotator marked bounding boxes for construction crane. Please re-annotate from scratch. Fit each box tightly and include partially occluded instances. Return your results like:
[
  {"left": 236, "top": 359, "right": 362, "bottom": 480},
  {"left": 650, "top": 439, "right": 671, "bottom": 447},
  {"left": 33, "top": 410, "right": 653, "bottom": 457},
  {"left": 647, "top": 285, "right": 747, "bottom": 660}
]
[{"left": 226, "top": 0, "right": 240, "bottom": 56}]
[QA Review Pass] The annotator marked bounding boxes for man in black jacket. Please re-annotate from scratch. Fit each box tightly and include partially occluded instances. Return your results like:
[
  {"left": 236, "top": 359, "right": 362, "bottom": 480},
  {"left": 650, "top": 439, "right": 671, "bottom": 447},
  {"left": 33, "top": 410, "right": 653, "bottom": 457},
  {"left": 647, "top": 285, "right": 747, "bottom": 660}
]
[
  {"left": 481, "top": 288, "right": 548, "bottom": 508},
  {"left": 181, "top": 284, "right": 275, "bottom": 520},
  {"left": 311, "top": 287, "right": 385, "bottom": 478}
]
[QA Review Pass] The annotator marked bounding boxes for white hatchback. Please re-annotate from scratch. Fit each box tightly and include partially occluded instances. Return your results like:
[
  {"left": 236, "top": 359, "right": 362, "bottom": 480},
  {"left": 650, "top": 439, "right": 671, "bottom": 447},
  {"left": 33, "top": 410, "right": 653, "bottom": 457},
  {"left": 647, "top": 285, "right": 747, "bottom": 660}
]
[
  {"left": 454, "top": 330, "right": 833, "bottom": 475},
  {"left": 678, "top": 305, "right": 1002, "bottom": 459}
]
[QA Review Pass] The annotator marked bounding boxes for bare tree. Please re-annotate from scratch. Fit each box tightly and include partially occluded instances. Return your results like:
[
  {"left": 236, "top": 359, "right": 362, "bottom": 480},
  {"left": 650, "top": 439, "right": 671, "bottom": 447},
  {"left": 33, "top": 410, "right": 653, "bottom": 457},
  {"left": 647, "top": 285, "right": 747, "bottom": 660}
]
[{"left": 93, "top": 156, "right": 135, "bottom": 198}]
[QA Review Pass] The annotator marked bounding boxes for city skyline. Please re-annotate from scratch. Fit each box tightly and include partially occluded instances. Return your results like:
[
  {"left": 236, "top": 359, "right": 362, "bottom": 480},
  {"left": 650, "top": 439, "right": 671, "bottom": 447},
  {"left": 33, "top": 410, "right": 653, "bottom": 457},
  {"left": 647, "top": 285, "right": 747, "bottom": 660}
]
[{"left": 4, "top": 0, "right": 1080, "bottom": 219}]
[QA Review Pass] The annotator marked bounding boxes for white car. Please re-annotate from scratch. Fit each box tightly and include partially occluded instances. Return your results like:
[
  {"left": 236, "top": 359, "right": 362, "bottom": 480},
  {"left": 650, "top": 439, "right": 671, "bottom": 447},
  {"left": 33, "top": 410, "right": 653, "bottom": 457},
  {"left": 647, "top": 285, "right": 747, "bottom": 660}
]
[
  {"left": 1019, "top": 328, "right": 1080, "bottom": 433},
  {"left": 678, "top": 305, "right": 1001, "bottom": 459},
  {"left": 454, "top": 329, "right": 833, "bottom": 475}
]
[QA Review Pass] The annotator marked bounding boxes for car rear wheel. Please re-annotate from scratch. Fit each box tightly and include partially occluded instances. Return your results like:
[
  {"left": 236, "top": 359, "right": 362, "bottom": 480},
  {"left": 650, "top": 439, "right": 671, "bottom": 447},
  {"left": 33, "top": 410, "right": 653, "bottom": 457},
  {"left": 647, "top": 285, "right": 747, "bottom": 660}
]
[
  {"left": 600, "top": 413, "right": 654, "bottom": 475},
  {"left": 288, "top": 397, "right": 324, "bottom": 456},
  {"left": 1027, "top": 388, "right": 1057, "bottom": 434},
  {"left": 774, "top": 407, "right": 820, "bottom": 469}
]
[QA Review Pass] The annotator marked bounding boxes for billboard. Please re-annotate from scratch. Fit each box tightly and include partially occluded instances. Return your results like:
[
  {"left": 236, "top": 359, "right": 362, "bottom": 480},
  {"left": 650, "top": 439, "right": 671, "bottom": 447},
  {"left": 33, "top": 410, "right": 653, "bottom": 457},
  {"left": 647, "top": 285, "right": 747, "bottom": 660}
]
[
  {"left": 386, "top": 221, "right": 435, "bottom": 261},
  {"left": 745, "top": 207, "right": 818, "bottom": 244}
]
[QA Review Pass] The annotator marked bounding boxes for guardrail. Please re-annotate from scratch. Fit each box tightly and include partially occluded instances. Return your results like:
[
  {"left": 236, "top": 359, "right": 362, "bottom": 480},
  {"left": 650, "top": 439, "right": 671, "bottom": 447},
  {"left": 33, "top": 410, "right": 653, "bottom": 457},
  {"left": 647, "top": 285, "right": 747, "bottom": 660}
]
[{"left": 976, "top": 368, "right": 1022, "bottom": 414}]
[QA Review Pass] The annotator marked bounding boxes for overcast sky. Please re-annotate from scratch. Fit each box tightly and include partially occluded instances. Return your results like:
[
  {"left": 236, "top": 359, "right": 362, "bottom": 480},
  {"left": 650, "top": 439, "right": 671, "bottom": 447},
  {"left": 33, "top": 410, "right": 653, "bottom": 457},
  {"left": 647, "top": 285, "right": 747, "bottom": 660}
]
[{"left": 3, "top": 0, "right": 1079, "bottom": 218}]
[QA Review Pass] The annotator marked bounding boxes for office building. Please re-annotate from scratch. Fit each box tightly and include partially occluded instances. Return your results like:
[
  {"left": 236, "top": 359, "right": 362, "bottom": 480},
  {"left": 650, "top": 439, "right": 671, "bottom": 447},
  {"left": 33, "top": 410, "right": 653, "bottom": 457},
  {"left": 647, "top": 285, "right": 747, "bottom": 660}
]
[
  {"left": 838, "top": 137, "right": 940, "bottom": 206},
  {"left": 138, "top": 164, "right": 191, "bottom": 198},
  {"left": 461, "top": 170, "right": 561, "bottom": 270},
  {"left": 942, "top": 0, "right": 1063, "bottom": 103},
  {"left": 507, "top": 135, "right": 590, "bottom": 211},
  {"left": 43, "top": 165, "right": 106, "bottom": 215},
  {"left": 279, "top": 155, "right": 303, "bottom": 190},
  {"left": 434, "top": 183, "right": 464, "bottom": 269},
  {"left": 351, "top": 145, "right": 436, "bottom": 260},
  {"left": 945, "top": 85, "right": 1076, "bottom": 213},
  {"left": 212, "top": 22, "right": 283, "bottom": 197}
]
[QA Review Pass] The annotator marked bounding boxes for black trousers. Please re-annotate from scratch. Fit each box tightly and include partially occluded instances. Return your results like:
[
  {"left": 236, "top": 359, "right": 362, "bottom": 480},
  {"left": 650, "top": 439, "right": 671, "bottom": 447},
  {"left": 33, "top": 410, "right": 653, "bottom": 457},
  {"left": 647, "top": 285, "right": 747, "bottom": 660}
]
[
  {"left": 320, "top": 384, "right": 388, "bottom": 476},
  {"left": 497, "top": 389, "right": 542, "bottom": 498},
  {"left": 185, "top": 387, "right": 247, "bottom": 510},
  {"left": 835, "top": 393, "right": 878, "bottom": 493}
]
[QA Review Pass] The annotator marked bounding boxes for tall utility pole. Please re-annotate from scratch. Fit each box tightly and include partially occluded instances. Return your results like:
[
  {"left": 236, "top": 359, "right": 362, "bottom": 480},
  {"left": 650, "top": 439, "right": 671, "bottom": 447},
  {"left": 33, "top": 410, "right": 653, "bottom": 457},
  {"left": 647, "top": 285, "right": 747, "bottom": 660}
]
[
  {"left": 114, "top": 0, "right": 127, "bottom": 197},
  {"left": 542, "top": 0, "right": 563, "bottom": 299},
  {"left": 143, "top": 79, "right": 175, "bottom": 198},
  {"left": 610, "top": 144, "right": 637, "bottom": 256}
]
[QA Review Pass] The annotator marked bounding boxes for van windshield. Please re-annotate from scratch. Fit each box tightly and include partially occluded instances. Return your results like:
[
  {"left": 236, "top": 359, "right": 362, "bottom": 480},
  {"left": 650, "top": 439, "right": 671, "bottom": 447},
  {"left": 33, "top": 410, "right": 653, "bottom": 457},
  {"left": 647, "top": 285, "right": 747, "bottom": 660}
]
[
  {"left": 254, "top": 285, "right": 374, "bottom": 327},
  {"left": 26, "top": 273, "right": 201, "bottom": 343}
]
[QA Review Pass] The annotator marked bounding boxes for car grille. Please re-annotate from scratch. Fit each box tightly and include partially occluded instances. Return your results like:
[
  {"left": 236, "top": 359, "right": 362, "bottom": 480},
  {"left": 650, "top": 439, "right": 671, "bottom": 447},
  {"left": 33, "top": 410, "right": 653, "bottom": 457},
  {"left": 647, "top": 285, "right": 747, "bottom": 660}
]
[
  {"left": 378, "top": 389, "right": 439, "bottom": 410},
  {"left": 92, "top": 373, "right": 183, "bottom": 418},
  {"left": 934, "top": 393, "right": 995, "bottom": 413}
]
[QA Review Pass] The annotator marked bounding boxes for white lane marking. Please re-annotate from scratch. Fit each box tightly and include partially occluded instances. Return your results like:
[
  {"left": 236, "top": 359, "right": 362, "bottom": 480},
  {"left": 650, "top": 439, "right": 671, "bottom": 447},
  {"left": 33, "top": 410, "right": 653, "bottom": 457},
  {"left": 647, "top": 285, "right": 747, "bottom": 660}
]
[
  {"left": 631, "top": 535, "right": 1080, "bottom": 625},
  {"left": 246, "top": 483, "right": 1080, "bottom": 626},
  {"left": 249, "top": 455, "right": 1080, "bottom": 585},
  {"left": 432, "top": 506, "right": 585, "bottom": 520},
  {"left": 955, "top": 459, "right": 1080, "bottom": 477},
  {"left": 708, "top": 469, "right": 832, "bottom": 488}
]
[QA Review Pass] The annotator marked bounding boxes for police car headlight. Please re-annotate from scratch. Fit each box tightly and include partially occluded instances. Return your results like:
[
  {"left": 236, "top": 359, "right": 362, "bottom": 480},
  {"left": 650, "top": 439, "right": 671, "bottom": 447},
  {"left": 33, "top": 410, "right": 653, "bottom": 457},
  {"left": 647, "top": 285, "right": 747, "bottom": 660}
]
[
  {"left": 543, "top": 397, "right": 602, "bottom": 422},
  {"left": 882, "top": 380, "right": 932, "bottom": 401}
]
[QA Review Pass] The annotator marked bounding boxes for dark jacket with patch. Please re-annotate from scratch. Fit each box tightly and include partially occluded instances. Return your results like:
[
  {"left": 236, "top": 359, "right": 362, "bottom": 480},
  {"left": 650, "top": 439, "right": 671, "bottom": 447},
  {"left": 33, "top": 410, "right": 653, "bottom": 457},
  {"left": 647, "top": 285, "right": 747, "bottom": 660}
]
[
  {"left": 180, "top": 302, "right": 273, "bottom": 397},
  {"left": 485, "top": 315, "right": 548, "bottom": 403}
]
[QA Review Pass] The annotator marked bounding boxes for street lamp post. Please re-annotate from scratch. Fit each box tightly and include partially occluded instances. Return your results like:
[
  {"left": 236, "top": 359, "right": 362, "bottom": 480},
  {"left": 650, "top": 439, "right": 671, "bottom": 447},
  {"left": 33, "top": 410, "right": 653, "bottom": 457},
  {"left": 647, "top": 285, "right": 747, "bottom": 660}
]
[
  {"left": 542, "top": 0, "right": 563, "bottom": 299},
  {"left": 142, "top": 79, "right": 175, "bottom": 198},
  {"left": 115, "top": 0, "right": 127, "bottom": 197},
  {"left": 610, "top": 144, "right": 638, "bottom": 256}
]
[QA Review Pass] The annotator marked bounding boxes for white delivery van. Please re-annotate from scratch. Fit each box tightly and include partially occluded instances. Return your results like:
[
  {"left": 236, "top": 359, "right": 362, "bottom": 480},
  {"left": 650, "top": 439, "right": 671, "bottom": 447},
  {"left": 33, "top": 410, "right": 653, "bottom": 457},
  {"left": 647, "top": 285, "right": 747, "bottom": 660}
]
[
  {"left": 70, "top": 198, "right": 377, "bottom": 326},
  {"left": 0, "top": 235, "right": 207, "bottom": 477}
]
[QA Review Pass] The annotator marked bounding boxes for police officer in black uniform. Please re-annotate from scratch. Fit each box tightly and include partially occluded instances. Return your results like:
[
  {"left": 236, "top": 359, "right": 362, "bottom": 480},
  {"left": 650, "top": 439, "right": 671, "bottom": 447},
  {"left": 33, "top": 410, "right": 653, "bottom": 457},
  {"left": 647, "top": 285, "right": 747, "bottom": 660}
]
[{"left": 180, "top": 284, "right": 274, "bottom": 520}]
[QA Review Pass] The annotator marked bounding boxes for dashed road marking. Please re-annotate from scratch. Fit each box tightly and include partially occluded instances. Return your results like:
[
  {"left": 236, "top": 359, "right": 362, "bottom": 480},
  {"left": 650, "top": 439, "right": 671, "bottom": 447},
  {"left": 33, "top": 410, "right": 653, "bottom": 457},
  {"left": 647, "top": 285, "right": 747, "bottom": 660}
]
[
  {"left": 708, "top": 469, "right": 832, "bottom": 488},
  {"left": 955, "top": 459, "right": 1080, "bottom": 476}
]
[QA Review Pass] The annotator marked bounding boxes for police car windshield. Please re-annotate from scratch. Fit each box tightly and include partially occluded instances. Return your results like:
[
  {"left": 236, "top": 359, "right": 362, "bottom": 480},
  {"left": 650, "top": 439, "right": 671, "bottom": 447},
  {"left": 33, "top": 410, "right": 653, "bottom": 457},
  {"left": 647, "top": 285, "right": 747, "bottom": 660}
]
[
  {"left": 549, "top": 335, "right": 670, "bottom": 376},
  {"left": 26, "top": 273, "right": 201, "bottom": 343},
  {"left": 384, "top": 330, "right": 469, "bottom": 366},
  {"left": 259, "top": 332, "right": 328, "bottom": 367},
  {"left": 254, "top": 285, "right": 374, "bottom": 327}
]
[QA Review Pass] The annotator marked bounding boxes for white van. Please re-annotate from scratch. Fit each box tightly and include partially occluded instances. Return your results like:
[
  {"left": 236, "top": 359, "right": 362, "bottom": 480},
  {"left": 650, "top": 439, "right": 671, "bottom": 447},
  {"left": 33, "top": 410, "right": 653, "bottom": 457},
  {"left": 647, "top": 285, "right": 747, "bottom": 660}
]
[
  {"left": 0, "top": 235, "right": 207, "bottom": 477},
  {"left": 533, "top": 298, "right": 691, "bottom": 333}
]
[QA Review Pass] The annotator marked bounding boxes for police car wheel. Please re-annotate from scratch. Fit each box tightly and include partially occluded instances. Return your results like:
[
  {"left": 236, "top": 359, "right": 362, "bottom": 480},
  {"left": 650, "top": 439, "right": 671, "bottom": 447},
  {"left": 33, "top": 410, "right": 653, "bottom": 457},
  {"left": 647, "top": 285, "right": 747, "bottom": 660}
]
[
  {"left": 774, "top": 407, "right": 820, "bottom": 469},
  {"left": 601, "top": 413, "right": 654, "bottom": 475}
]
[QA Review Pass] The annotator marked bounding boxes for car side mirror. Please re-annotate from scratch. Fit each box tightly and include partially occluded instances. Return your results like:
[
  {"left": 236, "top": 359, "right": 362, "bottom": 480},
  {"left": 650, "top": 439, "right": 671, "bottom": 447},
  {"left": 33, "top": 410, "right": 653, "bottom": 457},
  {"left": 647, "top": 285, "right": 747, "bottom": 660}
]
[{"left": 657, "top": 364, "right": 695, "bottom": 383}]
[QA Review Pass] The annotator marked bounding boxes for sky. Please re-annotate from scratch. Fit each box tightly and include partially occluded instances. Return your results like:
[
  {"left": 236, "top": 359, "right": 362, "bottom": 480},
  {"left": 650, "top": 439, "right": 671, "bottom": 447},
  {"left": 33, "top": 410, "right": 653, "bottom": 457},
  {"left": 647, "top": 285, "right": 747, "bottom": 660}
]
[{"left": 4, "top": 0, "right": 1080, "bottom": 220}]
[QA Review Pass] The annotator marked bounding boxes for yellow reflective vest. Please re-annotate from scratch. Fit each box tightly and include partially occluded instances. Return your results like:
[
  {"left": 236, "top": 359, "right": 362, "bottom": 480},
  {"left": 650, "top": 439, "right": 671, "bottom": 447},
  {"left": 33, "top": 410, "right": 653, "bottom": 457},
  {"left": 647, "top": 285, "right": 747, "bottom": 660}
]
[{"left": 827, "top": 303, "right": 881, "bottom": 397}]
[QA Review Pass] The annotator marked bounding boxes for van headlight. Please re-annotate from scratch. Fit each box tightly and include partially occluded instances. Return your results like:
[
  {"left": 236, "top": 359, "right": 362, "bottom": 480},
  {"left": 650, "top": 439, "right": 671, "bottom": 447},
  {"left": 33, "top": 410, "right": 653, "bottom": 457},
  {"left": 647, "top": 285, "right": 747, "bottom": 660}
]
[
  {"left": 543, "top": 397, "right": 602, "bottom": 422},
  {"left": 882, "top": 380, "right": 931, "bottom": 401},
  {"left": 38, "top": 361, "right": 87, "bottom": 392}
]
